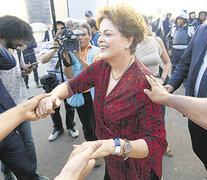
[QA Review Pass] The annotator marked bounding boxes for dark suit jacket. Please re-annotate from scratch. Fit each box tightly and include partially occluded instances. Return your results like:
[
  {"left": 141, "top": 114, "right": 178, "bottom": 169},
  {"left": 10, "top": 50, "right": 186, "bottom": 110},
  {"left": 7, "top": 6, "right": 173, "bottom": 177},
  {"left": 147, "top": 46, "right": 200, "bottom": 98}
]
[
  {"left": 168, "top": 24, "right": 207, "bottom": 97},
  {"left": 0, "top": 44, "right": 16, "bottom": 112}
]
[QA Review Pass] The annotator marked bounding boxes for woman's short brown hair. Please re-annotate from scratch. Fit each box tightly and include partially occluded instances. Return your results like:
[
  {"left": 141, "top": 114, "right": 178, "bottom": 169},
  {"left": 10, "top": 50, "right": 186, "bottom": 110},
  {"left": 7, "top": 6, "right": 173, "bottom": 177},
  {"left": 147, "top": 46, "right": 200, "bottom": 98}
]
[{"left": 96, "top": 3, "right": 145, "bottom": 54}]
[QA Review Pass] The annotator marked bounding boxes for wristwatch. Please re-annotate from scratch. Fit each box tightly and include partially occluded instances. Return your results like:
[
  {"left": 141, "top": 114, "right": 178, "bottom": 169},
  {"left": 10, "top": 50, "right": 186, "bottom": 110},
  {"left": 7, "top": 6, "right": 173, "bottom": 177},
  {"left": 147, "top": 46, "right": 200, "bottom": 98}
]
[{"left": 122, "top": 139, "right": 132, "bottom": 160}]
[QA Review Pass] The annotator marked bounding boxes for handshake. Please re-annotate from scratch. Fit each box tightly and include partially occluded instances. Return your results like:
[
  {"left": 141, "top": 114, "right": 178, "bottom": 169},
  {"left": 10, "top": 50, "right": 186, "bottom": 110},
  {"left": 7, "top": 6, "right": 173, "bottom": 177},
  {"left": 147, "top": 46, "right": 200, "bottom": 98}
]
[{"left": 0, "top": 93, "right": 103, "bottom": 180}]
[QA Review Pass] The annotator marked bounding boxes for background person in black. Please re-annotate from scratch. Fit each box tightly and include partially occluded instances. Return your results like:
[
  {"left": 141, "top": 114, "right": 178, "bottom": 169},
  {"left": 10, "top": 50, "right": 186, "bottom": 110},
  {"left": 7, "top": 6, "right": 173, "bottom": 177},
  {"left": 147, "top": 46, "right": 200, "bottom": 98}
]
[{"left": 22, "top": 37, "right": 41, "bottom": 88}]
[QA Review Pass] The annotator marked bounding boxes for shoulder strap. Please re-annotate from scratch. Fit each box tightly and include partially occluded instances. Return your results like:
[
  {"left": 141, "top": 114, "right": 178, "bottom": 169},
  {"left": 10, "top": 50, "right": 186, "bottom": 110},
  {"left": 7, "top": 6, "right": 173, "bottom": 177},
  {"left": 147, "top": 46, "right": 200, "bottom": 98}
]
[
  {"left": 16, "top": 48, "right": 24, "bottom": 70},
  {"left": 16, "top": 48, "right": 21, "bottom": 63}
]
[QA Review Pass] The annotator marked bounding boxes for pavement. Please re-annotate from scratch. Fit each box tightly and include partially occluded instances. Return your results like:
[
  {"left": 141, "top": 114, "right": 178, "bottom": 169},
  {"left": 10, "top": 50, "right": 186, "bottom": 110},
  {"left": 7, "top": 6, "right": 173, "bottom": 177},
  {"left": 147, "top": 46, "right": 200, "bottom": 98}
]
[{"left": 0, "top": 42, "right": 206, "bottom": 179}]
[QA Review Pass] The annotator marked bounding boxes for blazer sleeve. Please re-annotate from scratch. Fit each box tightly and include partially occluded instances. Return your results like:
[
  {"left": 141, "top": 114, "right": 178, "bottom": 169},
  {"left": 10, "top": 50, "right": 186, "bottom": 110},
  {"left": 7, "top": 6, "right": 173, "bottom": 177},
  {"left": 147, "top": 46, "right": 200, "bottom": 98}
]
[{"left": 0, "top": 45, "right": 16, "bottom": 70}]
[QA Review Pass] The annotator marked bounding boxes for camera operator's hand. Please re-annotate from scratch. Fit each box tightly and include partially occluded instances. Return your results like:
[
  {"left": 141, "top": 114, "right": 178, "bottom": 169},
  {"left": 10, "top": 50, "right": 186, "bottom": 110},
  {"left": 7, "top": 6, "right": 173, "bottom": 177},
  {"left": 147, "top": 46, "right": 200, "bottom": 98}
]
[
  {"left": 72, "top": 44, "right": 82, "bottom": 60},
  {"left": 53, "top": 38, "right": 60, "bottom": 52},
  {"left": 40, "top": 38, "right": 60, "bottom": 64}
]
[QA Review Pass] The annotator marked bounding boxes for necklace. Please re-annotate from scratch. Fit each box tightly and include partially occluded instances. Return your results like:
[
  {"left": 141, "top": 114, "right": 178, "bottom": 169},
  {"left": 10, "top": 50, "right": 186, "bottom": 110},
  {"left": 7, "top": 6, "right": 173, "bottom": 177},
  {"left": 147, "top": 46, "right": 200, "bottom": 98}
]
[{"left": 111, "top": 56, "right": 134, "bottom": 81}]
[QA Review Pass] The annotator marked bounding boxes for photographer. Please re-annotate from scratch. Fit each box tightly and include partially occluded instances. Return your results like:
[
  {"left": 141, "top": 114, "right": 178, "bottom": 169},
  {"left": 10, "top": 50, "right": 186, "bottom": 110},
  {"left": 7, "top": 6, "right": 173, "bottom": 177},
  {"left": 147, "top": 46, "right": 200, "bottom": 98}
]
[
  {"left": 40, "top": 21, "right": 79, "bottom": 141},
  {"left": 63, "top": 23, "right": 103, "bottom": 166}
]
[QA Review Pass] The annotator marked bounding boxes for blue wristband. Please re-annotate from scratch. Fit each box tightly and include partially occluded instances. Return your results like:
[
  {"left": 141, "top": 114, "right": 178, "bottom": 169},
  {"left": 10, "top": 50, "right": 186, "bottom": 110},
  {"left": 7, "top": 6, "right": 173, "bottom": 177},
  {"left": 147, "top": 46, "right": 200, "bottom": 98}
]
[{"left": 113, "top": 138, "right": 121, "bottom": 155}]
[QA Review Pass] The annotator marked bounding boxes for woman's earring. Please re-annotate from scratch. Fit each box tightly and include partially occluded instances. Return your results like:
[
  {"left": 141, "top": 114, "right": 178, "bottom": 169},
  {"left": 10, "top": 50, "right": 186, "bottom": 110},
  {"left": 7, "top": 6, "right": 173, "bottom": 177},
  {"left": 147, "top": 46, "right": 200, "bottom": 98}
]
[{"left": 125, "top": 45, "right": 129, "bottom": 49}]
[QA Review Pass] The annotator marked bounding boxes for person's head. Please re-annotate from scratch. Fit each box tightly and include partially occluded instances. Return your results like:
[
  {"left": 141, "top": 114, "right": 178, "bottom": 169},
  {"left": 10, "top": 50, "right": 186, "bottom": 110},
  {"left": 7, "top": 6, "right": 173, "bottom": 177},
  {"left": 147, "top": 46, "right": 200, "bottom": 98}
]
[
  {"left": 85, "top": 10, "right": 93, "bottom": 21},
  {"left": 87, "top": 19, "right": 98, "bottom": 34},
  {"left": 52, "top": 21, "right": 66, "bottom": 37},
  {"left": 176, "top": 12, "right": 188, "bottom": 26},
  {"left": 198, "top": 11, "right": 206, "bottom": 21},
  {"left": 0, "top": 15, "right": 33, "bottom": 49},
  {"left": 189, "top": 11, "right": 196, "bottom": 20},
  {"left": 156, "top": 17, "right": 161, "bottom": 22},
  {"left": 166, "top": 13, "right": 172, "bottom": 19},
  {"left": 75, "top": 23, "right": 92, "bottom": 50},
  {"left": 66, "top": 19, "right": 75, "bottom": 29},
  {"left": 96, "top": 3, "right": 145, "bottom": 61},
  {"left": 56, "top": 21, "right": 66, "bottom": 30},
  {"left": 142, "top": 15, "right": 153, "bottom": 36}
]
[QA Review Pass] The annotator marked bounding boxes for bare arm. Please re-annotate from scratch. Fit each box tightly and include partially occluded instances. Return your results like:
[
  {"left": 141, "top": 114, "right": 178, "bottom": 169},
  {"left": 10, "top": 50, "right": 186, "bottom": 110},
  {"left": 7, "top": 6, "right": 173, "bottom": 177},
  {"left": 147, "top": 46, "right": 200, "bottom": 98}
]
[
  {"left": 64, "top": 66, "right": 73, "bottom": 79},
  {"left": 144, "top": 75, "right": 207, "bottom": 130},
  {"left": 40, "top": 48, "right": 57, "bottom": 64},
  {"left": 166, "top": 95, "right": 207, "bottom": 130},
  {"left": 157, "top": 37, "right": 171, "bottom": 81},
  {"left": 51, "top": 83, "right": 70, "bottom": 100},
  {"left": 0, "top": 94, "right": 50, "bottom": 141},
  {"left": 63, "top": 51, "right": 73, "bottom": 79},
  {"left": 40, "top": 40, "right": 58, "bottom": 64},
  {"left": 72, "top": 138, "right": 148, "bottom": 160},
  {"left": 0, "top": 105, "right": 25, "bottom": 141}
]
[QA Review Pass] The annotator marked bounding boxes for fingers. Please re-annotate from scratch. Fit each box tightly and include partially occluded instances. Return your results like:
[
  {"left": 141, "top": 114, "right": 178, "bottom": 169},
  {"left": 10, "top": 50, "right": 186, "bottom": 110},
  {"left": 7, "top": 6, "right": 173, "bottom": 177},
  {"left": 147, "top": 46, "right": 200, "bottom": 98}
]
[
  {"left": 35, "top": 95, "right": 59, "bottom": 118},
  {"left": 164, "top": 85, "right": 174, "bottom": 93},
  {"left": 143, "top": 89, "right": 151, "bottom": 96},
  {"left": 33, "top": 93, "right": 51, "bottom": 101},
  {"left": 146, "top": 75, "right": 163, "bottom": 86},
  {"left": 82, "top": 141, "right": 103, "bottom": 159},
  {"left": 87, "top": 159, "right": 96, "bottom": 170},
  {"left": 145, "top": 75, "right": 154, "bottom": 86},
  {"left": 69, "top": 141, "right": 102, "bottom": 161}
]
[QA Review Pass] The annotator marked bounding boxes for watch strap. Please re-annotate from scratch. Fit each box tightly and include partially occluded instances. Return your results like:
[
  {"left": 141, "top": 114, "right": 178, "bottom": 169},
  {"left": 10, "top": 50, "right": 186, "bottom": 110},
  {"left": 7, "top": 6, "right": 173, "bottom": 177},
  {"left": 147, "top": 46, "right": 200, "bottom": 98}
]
[{"left": 113, "top": 138, "right": 121, "bottom": 155}]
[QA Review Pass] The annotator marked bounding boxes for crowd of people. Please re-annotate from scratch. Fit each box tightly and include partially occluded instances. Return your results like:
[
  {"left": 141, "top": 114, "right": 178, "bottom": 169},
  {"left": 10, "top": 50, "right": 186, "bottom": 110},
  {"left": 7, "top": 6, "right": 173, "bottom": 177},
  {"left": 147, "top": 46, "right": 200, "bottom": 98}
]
[{"left": 0, "top": 2, "right": 207, "bottom": 180}]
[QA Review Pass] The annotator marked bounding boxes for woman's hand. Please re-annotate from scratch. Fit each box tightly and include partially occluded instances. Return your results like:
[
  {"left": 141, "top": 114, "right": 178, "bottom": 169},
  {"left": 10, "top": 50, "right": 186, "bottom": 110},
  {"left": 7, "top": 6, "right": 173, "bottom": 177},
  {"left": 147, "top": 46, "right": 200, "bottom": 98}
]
[
  {"left": 35, "top": 94, "right": 61, "bottom": 118},
  {"left": 71, "top": 139, "right": 114, "bottom": 160}
]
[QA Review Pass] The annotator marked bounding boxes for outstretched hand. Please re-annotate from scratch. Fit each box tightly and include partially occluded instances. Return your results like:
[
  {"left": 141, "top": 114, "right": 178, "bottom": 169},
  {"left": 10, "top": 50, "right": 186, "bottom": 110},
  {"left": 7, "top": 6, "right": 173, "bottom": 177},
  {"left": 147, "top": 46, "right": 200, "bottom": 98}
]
[
  {"left": 21, "top": 94, "right": 51, "bottom": 121},
  {"left": 144, "top": 75, "right": 170, "bottom": 105},
  {"left": 35, "top": 94, "right": 62, "bottom": 118},
  {"left": 55, "top": 141, "right": 103, "bottom": 180}
]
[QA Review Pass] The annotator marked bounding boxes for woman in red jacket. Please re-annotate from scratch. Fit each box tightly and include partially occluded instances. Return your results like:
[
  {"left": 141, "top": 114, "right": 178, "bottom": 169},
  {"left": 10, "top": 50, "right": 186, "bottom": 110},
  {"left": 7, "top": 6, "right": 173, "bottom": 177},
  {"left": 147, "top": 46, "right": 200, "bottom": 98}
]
[{"left": 36, "top": 3, "right": 167, "bottom": 180}]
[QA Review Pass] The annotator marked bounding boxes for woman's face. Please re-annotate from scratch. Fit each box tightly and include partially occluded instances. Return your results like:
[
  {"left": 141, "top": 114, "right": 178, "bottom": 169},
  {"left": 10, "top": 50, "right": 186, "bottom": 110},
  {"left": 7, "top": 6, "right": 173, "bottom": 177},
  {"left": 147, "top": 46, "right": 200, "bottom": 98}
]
[{"left": 98, "top": 18, "right": 129, "bottom": 61}]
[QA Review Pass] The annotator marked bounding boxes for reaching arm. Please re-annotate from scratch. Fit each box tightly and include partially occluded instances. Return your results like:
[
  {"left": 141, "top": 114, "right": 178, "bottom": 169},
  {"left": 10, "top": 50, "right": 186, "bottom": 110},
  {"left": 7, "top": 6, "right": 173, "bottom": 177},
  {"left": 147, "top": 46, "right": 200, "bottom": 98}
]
[
  {"left": 165, "top": 95, "right": 207, "bottom": 130},
  {"left": 40, "top": 48, "right": 57, "bottom": 64},
  {"left": 0, "top": 94, "right": 50, "bottom": 142},
  {"left": 40, "top": 40, "right": 58, "bottom": 64},
  {"left": 157, "top": 37, "right": 171, "bottom": 82},
  {"left": 144, "top": 75, "right": 207, "bottom": 130},
  {"left": 72, "top": 138, "right": 148, "bottom": 161}
]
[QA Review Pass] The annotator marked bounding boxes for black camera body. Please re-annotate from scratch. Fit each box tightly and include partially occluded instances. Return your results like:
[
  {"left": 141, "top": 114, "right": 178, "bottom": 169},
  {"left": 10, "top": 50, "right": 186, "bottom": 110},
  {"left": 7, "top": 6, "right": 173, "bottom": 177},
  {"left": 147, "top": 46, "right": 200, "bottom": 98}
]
[{"left": 61, "top": 28, "right": 84, "bottom": 51}]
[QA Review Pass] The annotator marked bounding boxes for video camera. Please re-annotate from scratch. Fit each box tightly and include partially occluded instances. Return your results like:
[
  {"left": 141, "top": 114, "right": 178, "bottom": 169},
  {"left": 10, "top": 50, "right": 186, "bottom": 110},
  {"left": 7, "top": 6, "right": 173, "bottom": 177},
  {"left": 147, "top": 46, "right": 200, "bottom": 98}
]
[{"left": 59, "top": 28, "right": 84, "bottom": 51}]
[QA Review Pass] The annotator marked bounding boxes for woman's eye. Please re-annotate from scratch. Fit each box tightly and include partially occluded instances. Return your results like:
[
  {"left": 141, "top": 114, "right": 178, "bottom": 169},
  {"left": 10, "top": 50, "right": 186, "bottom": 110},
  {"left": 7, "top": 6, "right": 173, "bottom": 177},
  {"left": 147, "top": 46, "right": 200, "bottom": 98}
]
[{"left": 105, "top": 33, "right": 111, "bottom": 37}]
